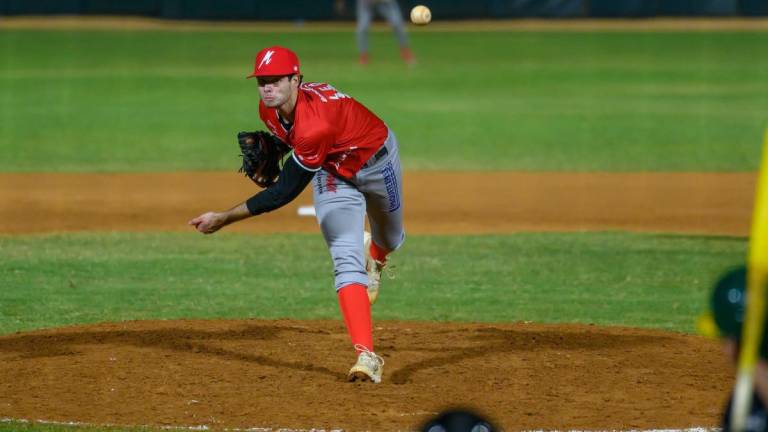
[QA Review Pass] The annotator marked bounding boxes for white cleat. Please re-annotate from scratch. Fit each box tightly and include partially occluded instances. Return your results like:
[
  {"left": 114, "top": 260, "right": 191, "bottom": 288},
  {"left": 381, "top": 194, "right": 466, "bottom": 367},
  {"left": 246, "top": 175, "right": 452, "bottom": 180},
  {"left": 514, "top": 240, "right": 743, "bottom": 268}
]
[
  {"left": 348, "top": 344, "right": 384, "bottom": 384},
  {"left": 363, "top": 231, "right": 385, "bottom": 305}
]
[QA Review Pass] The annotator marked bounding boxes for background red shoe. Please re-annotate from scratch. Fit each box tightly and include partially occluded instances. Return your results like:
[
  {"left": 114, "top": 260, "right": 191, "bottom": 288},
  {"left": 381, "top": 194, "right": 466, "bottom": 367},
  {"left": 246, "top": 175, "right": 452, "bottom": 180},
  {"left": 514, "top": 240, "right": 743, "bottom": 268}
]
[{"left": 400, "top": 47, "right": 416, "bottom": 65}]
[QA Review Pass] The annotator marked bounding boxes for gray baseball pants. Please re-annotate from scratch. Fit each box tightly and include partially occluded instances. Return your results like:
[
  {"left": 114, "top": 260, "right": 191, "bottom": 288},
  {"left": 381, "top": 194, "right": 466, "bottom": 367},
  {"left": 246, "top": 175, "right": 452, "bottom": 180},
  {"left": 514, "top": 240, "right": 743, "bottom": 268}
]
[
  {"left": 356, "top": 0, "right": 410, "bottom": 53},
  {"left": 313, "top": 128, "right": 405, "bottom": 290}
]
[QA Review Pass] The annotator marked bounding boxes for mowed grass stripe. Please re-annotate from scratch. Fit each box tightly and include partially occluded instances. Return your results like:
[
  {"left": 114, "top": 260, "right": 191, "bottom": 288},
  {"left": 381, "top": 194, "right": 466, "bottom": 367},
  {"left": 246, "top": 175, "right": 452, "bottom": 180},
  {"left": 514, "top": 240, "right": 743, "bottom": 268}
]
[
  {"left": 1, "top": 30, "right": 767, "bottom": 171},
  {"left": 0, "top": 420, "right": 154, "bottom": 432},
  {"left": 0, "top": 232, "right": 746, "bottom": 335}
]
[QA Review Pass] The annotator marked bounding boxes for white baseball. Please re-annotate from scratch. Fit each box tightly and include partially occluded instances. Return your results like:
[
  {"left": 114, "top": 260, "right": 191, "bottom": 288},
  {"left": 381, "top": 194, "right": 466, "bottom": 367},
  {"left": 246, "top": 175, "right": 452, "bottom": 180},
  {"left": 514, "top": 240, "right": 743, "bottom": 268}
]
[{"left": 410, "top": 5, "right": 432, "bottom": 25}]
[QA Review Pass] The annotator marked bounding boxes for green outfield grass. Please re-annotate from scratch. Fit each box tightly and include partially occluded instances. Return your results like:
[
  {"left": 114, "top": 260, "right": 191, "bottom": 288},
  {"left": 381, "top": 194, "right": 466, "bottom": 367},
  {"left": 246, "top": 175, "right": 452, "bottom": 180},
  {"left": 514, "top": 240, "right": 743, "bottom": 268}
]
[
  {"left": 1, "top": 29, "right": 767, "bottom": 172},
  {"left": 0, "top": 422, "right": 152, "bottom": 432},
  {"left": 0, "top": 232, "right": 746, "bottom": 336}
]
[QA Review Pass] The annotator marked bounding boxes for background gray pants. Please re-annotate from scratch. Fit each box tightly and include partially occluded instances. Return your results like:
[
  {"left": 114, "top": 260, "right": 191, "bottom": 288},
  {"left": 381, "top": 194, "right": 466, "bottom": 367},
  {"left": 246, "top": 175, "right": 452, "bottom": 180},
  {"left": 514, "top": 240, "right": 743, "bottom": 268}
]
[
  {"left": 313, "top": 129, "right": 405, "bottom": 290},
  {"left": 356, "top": 0, "right": 410, "bottom": 54}
]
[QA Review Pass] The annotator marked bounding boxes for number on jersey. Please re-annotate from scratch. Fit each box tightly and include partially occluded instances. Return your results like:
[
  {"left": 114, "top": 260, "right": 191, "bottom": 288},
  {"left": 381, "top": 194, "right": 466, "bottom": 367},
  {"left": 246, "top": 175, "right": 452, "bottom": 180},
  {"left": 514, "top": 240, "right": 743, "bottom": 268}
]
[{"left": 302, "top": 82, "right": 350, "bottom": 102}]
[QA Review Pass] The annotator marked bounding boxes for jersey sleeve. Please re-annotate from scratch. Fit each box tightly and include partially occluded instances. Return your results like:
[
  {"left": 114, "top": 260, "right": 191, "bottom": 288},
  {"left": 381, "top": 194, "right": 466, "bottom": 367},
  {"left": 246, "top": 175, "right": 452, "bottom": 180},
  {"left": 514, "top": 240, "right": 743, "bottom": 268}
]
[{"left": 291, "top": 124, "right": 335, "bottom": 171}]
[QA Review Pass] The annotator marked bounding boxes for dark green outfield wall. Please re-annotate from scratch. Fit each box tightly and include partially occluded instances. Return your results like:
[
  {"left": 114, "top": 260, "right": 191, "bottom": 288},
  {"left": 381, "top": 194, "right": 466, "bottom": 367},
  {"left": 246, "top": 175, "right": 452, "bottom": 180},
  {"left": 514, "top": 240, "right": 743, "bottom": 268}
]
[{"left": 1, "top": 0, "right": 767, "bottom": 20}]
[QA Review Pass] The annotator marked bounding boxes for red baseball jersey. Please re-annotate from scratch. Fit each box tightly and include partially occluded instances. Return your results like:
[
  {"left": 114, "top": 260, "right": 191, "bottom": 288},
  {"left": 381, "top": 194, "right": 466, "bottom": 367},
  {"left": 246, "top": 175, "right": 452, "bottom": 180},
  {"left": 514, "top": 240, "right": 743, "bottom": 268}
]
[{"left": 259, "top": 82, "right": 389, "bottom": 179}]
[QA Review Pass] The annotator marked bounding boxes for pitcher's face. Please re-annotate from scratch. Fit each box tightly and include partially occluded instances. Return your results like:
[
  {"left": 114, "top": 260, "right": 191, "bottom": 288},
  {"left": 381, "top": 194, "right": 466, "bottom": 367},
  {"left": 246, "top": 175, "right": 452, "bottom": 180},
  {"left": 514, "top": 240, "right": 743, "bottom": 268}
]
[{"left": 257, "top": 75, "right": 297, "bottom": 108}]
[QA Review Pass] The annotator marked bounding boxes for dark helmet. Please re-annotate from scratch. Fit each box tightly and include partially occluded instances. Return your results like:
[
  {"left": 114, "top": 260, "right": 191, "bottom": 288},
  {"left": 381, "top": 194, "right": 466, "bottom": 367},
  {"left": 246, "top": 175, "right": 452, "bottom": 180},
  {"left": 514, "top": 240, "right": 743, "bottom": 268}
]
[
  {"left": 421, "top": 409, "right": 496, "bottom": 432},
  {"left": 712, "top": 266, "right": 748, "bottom": 338},
  {"left": 709, "top": 266, "right": 768, "bottom": 358}
]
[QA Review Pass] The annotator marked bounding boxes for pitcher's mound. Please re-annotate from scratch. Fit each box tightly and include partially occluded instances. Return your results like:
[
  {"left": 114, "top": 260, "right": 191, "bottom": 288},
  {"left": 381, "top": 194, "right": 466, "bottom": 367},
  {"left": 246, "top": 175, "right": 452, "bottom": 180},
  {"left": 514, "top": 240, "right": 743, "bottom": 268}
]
[{"left": 0, "top": 319, "right": 730, "bottom": 431}]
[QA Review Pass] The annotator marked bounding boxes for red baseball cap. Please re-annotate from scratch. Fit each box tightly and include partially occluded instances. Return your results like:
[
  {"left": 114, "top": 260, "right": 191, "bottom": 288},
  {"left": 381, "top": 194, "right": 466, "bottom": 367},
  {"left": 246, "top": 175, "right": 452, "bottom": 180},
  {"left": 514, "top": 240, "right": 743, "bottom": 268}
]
[{"left": 247, "top": 46, "right": 300, "bottom": 78}]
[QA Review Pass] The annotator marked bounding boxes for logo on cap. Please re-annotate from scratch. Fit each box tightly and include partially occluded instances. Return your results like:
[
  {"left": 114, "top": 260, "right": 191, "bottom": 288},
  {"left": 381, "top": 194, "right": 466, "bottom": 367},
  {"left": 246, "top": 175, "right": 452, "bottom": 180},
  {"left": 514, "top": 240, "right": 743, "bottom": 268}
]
[
  {"left": 247, "top": 46, "right": 300, "bottom": 78},
  {"left": 259, "top": 50, "right": 275, "bottom": 70}
]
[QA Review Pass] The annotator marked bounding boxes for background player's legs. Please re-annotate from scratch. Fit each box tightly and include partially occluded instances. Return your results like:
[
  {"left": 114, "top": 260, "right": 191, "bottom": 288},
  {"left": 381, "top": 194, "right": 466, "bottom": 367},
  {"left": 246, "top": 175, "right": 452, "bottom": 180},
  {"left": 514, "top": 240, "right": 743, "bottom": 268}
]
[
  {"left": 312, "top": 170, "right": 373, "bottom": 354},
  {"left": 376, "top": 0, "right": 414, "bottom": 64},
  {"left": 356, "top": 0, "right": 373, "bottom": 64}
]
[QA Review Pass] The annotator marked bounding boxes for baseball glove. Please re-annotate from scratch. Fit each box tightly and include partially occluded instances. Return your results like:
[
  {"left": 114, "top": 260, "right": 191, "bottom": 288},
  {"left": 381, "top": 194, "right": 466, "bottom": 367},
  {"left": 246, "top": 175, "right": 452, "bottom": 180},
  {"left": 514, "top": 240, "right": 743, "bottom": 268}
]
[{"left": 237, "top": 131, "right": 290, "bottom": 188}]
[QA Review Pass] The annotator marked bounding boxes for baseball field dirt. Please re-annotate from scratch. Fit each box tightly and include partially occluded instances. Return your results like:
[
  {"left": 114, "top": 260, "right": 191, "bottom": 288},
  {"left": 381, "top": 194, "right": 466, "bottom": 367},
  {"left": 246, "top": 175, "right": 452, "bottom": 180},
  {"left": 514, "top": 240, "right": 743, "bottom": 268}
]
[
  {"left": 0, "top": 171, "right": 756, "bottom": 236},
  {"left": 0, "top": 319, "right": 731, "bottom": 431},
  {"left": 0, "top": 171, "right": 745, "bottom": 431}
]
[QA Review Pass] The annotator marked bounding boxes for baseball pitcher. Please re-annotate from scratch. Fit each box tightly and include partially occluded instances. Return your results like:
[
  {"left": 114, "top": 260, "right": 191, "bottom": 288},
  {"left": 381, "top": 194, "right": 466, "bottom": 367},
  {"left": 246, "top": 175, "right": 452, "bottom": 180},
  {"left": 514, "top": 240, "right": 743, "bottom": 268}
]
[{"left": 189, "top": 46, "right": 405, "bottom": 383}]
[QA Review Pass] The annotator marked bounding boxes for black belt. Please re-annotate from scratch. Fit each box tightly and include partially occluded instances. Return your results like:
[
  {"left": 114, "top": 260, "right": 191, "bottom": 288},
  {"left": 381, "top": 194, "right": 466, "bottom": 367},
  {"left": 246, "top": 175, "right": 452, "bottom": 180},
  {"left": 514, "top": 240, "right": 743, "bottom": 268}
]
[{"left": 363, "top": 145, "right": 389, "bottom": 169}]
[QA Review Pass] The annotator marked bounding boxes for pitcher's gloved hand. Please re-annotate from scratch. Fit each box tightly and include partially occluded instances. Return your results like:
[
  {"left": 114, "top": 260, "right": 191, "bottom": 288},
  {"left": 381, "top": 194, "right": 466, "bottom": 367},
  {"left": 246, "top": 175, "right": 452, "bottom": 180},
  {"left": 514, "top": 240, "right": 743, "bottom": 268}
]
[{"left": 237, "top": 131, "right": 289, "bottom": 188}]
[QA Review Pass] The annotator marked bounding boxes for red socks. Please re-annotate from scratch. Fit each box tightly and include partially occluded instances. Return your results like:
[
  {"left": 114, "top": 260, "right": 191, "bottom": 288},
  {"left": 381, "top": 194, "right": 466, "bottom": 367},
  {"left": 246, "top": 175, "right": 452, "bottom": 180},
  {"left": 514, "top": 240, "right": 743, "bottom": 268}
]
[
  {"left": 400, "top": 47, "right": 415, "bottom": 65},
  {"left": 337, "top": 238, "right": 393, "bottom": 353},
  {"left": 338, "top": 283, "right": 373, "bottom": 353},
  {"left": 369, "top": 239, "right": 390, "bottom": 264}
]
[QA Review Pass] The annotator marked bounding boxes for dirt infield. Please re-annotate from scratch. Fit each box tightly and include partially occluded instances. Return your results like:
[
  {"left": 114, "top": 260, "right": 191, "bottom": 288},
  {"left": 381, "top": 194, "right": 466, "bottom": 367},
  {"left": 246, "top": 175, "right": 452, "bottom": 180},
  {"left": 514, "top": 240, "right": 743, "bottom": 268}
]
[
  {"left": 0, "top": 319, "right": 731, "bottom": 431},
  {"left": 0, "top": 171, "right": 748, "bottom": 431},
  {"left": 0, "top": 171, "right": 755, "bottom": 236}
]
